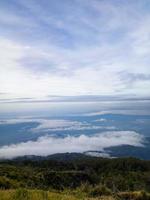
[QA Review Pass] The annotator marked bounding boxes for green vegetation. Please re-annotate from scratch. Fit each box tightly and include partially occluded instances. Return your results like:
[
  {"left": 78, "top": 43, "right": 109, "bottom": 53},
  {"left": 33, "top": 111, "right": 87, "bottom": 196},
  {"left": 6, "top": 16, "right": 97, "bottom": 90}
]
[
  {"left": 0, "top": 188, "right": 150, "bottom": 200},
  {"left": 1, "top": 155, "right": 150, "bottom": 199}
]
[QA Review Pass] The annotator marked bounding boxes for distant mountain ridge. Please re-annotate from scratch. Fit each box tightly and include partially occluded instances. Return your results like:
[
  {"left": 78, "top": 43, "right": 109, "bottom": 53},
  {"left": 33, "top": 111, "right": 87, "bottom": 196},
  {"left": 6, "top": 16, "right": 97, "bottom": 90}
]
[
  {"left": 1, "top": 145, "right": 150, "bottom": 162},
  {"left": 1, "top": 137, "right": 150, "bottom": 161},
  {"left": 0, "top": 153, "right": 91, "bottom": 162}
]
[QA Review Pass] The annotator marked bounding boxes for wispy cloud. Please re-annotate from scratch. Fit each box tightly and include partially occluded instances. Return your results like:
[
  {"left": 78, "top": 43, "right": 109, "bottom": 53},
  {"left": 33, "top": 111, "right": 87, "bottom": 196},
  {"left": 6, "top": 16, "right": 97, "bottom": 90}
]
[
  {"left": 0, "top": 118, "right": 115, "bottom": 132},
  {"left": 0, "top": 131, "right": 144, "bottom": 159},
  {"left": 0, "top": 0, "right": 150, "bottom": 101},
  {"left": 94, "top": 118, "right": 107, "bottom": 122},
  {"left": 0, "top": 95, "right": 150, "bottom": 104}
]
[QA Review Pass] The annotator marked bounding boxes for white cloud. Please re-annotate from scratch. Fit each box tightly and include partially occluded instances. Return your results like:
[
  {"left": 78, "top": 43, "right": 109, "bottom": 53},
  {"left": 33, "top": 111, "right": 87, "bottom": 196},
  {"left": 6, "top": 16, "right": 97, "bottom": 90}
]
[
  {"left": 30, "top": 119, "right": 93, "bottom": 132},
  {"left": 85, "top": 151, "right": 110, "bottom": 158},
  {"left": 0, "top": 38, "right": 124, "bottom": 98},
  {"left": 0, "top": 118, "right": 115, "bottom": 132},
  {"left": 0, "top": 131, "right": 144, "bottom": 159},
  {"left": 82, "top": 107, "right": 150, "bottom": 116},
  {"left": 94, "top": 118, "right": 107, "bottom": 122}
]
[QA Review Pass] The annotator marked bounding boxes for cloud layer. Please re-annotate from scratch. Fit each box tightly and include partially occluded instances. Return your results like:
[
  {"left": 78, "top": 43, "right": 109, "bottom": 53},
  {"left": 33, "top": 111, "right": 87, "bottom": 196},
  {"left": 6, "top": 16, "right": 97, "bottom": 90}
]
[{"left": 0, "top": 131, "right": 144, "bottom": 159}]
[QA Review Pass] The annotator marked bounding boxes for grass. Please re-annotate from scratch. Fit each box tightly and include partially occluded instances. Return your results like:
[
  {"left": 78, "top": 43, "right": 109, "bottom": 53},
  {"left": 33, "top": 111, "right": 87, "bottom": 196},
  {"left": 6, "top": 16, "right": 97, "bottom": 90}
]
[
  {"left": 0, "top": 189, "right": 150, "bottom": 200},
  {"left": 0, "top": 189, "right": 115, "bottom": 200}
]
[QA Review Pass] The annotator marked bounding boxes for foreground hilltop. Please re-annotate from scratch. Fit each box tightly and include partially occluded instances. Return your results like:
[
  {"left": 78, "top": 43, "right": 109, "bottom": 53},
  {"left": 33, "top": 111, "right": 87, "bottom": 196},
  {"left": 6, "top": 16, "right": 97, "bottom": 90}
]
[{"left": 1, "top": 153, "right": 150, "bottom": 199}]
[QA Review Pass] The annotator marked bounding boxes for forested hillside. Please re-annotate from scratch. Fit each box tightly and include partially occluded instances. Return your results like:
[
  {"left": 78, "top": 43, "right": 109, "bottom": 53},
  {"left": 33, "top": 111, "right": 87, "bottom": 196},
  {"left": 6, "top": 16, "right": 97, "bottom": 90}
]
[{"left": 0, "top": 154, "right": 150, "bottom": 199}]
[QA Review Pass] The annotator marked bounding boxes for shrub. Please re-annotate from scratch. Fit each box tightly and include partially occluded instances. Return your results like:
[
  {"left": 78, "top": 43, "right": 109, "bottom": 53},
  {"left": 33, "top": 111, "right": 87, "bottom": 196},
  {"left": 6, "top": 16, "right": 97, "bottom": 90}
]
[
  {"left": 13, "top": 188, "right": 29, "bottom": 200},
  {"left": 118, "top": 191, "right": 150, "bottom": 200},
  {"left": 89, "top": 184, "right": 112, "bottom": 197},
  {"left": 77, "top": 182, "right": 92, "bottom": 193},
  {"left": 0, "top": 177, "right": 11, "bottom": 189}
]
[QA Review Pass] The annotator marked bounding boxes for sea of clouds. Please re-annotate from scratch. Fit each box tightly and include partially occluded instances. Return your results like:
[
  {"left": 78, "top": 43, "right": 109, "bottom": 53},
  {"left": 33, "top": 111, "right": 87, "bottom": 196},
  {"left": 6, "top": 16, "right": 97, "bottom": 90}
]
[{"left": 0, "top": 130, "right": 144, "bottom": 159}]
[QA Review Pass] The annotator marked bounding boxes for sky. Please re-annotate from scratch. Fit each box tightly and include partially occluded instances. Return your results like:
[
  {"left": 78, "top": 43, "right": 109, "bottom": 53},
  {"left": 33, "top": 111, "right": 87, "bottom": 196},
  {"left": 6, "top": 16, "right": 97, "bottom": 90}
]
[{"left": 0, "top": 0, "right": 150, "bottom": 104}]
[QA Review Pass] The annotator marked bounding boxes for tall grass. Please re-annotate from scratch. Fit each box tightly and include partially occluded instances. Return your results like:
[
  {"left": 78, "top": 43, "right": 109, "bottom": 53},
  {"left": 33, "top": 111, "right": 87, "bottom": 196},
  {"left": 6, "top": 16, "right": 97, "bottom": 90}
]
[
  {"left": 0, "top": 188, "right": 115, "bottom": 200},
  {"left": 0, "top": 189, "right": 150, "bottom": 200}
]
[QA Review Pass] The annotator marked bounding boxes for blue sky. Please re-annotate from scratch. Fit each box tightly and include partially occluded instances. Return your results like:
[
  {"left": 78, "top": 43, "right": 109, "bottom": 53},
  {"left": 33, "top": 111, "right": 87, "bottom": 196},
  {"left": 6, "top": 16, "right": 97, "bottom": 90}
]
[{"left": 0, "top": 0, "right": 150, "bottom": 102}]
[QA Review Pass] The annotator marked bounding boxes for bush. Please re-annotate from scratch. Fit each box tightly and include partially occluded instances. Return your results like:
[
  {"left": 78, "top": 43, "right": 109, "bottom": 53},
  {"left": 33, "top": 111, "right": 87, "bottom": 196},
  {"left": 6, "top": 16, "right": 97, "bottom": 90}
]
[
  {"left": 0, "top": 176, "right": 11, "bottom": 189},
  {"left": 89, "top": 184, "right": 112, "bottom": 197},
  {"left": 13, "top": 188, "right": 29, "bottom": 200},
  {"left": 77, "top": 182, "right": 92, "bottom": 193},
  {"left": 118, "top": 191, "right": 150, "bottom": 200}
]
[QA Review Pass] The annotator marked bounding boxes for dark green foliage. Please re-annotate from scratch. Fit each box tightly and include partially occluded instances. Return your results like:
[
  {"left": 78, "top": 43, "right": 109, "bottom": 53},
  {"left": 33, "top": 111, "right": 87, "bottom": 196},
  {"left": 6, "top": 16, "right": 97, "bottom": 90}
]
[
  {"left": 0, "top": 176, "right": 12, "bottom": 189},
  {"left": 0, "top": 156, "right": 150, "bottom": 193}
]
